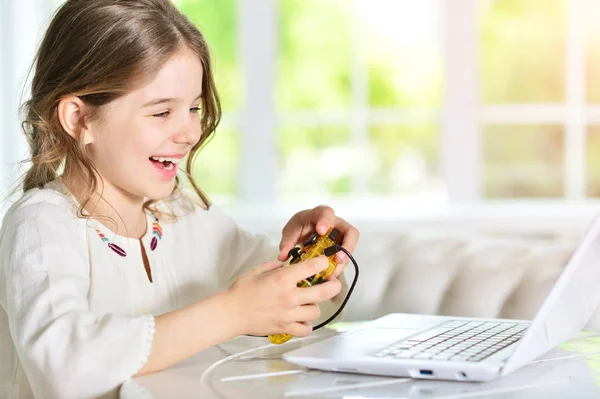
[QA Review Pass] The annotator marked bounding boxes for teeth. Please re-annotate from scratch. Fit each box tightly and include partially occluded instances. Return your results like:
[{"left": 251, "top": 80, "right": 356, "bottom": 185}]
[
  {"left": 164, "top": 163, "right": 174, "bottom": 170},
  {"left": 151, "top": 156, "right": 179, "bottom": 164}
]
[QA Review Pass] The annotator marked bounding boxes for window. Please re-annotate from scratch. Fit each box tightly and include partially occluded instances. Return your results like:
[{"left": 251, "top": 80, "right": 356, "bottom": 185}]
[
  {"left": 483, "top": 125, "right": 564, "bottom": 198},
  {"left": 276, "top": 0, "right": 442, "bottom": 202},
  {"left": 587, "top": 125, "right": 600, "bottom": 196},
  {"left": 479, "top": 0, "right": 567, "bottom": 198},
  {"left": 586, "top": 0, "right": 600, "bottom": 199},
  {"left": 178, "top": 0, "right": 599, "bottom": 207},
  {"left": 2, "top": 0, "right": 599, "bottom": 215},
  {"left": 587, "top": 0, "right": 600, "bottom": 103},
  {"left": 480, "top": 0, "right": 566, "bottom": 104},
  {"left": 478, "top": 0, "right": 596, "bottom": 202}
]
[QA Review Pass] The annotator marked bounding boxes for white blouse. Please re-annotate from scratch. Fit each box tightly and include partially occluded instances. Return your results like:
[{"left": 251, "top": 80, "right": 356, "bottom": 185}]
[{"left": 0, "top": 180, "right": 346, "bottom": 398}]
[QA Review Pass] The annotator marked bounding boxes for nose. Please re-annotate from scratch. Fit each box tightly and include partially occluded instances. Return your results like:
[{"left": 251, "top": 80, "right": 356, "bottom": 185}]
[{"left": 172, "top": 114, "right": 202, "bottom": 146}]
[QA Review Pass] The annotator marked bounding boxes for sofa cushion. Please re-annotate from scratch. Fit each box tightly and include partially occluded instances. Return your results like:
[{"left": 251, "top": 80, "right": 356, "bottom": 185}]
[{"left": 343, "top": 230, "right": 600, "bottom": 330}]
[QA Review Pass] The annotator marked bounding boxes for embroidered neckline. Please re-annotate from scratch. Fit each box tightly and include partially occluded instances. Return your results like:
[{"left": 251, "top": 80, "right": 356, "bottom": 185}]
[
  {"left": 95, "top": 213, "right": 162, "bottom": 257},
  {"left": 151, "top": 215, "right": 162, "bottom": 250}
]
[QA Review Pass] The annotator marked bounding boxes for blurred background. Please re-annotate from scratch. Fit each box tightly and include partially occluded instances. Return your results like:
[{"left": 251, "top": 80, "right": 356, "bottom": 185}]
[
  {"left": 1, "top": 0, "right": 600, "bottom": 228},
  {"left": 3, "top": 0, "right": 600, "bottom": 327}
]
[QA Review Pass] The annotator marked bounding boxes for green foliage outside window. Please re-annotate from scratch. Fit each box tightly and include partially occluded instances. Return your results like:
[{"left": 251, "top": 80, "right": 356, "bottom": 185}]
[{"left": 176, "top": 0, "right": 598, "bottom": 201}]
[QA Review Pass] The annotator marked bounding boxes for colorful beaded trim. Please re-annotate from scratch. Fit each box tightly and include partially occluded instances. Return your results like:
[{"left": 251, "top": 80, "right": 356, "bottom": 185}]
[
  {"left": 151, "top": 215, "right": 162, "bottom": 250},
  {"left": 95, "top": 214, "right": 162, "bottom": 257}
]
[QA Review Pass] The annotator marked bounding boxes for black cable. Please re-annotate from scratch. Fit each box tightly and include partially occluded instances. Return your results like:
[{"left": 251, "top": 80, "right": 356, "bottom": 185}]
[
  {"left": 311, "top": 245, "right": 359, "bottom": 331},
  {"left": 247, "top": 245, "right": 359, "bottom": 338}
]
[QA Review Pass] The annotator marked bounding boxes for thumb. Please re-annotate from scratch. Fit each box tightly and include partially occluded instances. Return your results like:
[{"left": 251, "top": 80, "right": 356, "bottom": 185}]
[
  {"left": 279, "top": 228, "right": 304, "bottom": 262},
  {"left": 278, "top": 246, "right": 294, "bottom": 262}
]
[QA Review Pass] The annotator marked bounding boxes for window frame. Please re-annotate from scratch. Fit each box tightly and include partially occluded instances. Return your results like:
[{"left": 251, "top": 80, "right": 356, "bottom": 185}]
[
  {"left": 1, "top": 0, "right": 598, "bottom": 217},
  {"left": 235, "top": 0, "right": 597, "bottom": 206}
]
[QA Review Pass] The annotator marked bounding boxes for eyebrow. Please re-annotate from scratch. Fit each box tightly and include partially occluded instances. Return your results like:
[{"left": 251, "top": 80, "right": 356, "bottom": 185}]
[{"left": 142, "top": 92, "right": 203, "bottom": 108}]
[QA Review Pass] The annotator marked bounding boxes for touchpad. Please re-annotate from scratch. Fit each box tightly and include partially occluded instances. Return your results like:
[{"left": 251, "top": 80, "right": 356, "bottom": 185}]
[
  {"left": 371, "top": 327, "right": 421, "bottom": 343},
  {"left": 340, "top": 326, "right": 420, "bottom": 350}
]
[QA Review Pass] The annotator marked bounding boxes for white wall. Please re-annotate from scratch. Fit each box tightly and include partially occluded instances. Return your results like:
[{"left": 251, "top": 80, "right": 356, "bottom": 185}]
[{"left": 0, "top": 0, "right": 55, "bottom": 216}]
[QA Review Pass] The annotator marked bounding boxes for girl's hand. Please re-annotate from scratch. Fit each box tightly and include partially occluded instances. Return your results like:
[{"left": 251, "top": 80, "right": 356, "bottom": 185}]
[
  {"left": 228, "top": 256, "right": 342, "bottom": 337},
  {"left": 278, "top": 205, "right": 360, "bottom": 277}
]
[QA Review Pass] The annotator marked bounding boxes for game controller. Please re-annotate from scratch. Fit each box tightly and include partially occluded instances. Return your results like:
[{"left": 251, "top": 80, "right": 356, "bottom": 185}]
[{"left": 268, "top": 227, "right": 343, "bottom": 344}]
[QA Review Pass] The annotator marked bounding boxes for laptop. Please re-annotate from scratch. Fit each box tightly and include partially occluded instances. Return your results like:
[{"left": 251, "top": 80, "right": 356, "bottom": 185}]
[{"left": 283, "top": 212, "right": 600, "bottom": 382}]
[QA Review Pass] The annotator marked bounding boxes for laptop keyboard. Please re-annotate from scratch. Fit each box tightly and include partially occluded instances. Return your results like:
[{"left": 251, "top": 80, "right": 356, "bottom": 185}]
[{"left": 373, "top": 320, "right": 528, "bottom": 362}]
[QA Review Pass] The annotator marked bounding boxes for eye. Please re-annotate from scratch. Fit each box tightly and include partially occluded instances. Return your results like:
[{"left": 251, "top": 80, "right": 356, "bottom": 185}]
[
  {"left": 153, "top": 111, "right": 170, "bottom": 118},
  {"left": 190, "top": 106, "right": 201, "bottom": 114}
]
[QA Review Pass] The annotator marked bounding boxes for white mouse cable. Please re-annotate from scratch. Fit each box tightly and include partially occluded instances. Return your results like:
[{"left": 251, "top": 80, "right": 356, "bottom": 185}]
[
  {"left": 199, "top": 338, "right": 313, "bottom": 387},
  {"left": 201, "top": 246, "right": 360, "bottom": 384}
]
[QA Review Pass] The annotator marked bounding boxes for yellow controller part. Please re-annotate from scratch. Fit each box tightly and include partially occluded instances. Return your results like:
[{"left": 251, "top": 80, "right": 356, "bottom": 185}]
[{"left": 268, "top": 227, "right": 343, "bottom": 345}]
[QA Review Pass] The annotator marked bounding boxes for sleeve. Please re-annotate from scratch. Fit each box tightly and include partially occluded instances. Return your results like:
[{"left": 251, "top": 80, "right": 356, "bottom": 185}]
[
  {"left": 209, "top": 204, "right": 280, "bottom": 287},
  {"left": 209, "top": 205, "right": 350, "bottom": 328},
  {"left": 0, "top": 204, "right": 155, "bottom": 399}
]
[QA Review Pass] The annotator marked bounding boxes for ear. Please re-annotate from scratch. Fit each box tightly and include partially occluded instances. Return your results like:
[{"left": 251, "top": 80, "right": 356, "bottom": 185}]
[{"left": 57, "top": 95, "right": 94, "bottom": 145}]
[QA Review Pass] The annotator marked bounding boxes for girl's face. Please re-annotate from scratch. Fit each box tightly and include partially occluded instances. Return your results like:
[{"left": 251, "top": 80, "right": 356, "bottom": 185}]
[{"left": 87, "top": 48, "right": 204, "bottom": 201}]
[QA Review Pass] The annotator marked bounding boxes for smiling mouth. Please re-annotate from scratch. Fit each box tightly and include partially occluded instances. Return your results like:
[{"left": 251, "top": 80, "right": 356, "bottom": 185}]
[{"left": 149, "top": 156, "right": 179, "bottom": 170}]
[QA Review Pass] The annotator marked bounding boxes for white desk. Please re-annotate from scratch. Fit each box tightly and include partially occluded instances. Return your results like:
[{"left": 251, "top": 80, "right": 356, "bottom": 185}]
[{"left": 121, "top": 322, "right": 600, "bottom": 399}]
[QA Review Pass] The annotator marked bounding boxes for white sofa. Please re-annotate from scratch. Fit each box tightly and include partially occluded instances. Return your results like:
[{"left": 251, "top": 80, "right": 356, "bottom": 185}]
[{"left": 230, "top": 203, "right": 600, "bottom": 330}]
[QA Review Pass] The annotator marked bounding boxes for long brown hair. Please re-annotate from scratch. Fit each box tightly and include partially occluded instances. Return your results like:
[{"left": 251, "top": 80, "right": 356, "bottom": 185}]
[{"left": 20, "top": 0, "right": 221, "bottom": 216}]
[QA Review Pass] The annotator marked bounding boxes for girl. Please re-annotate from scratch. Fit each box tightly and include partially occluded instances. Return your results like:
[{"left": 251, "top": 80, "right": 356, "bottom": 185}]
[{"left": 0, "top": 0, "right": 359, "bottom": 398}]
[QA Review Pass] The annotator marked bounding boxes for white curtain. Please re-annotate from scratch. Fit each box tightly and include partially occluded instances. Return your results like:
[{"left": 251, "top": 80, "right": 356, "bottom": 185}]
[{"left": 0, "top": 0, "right": 57, "bottom": 216}]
